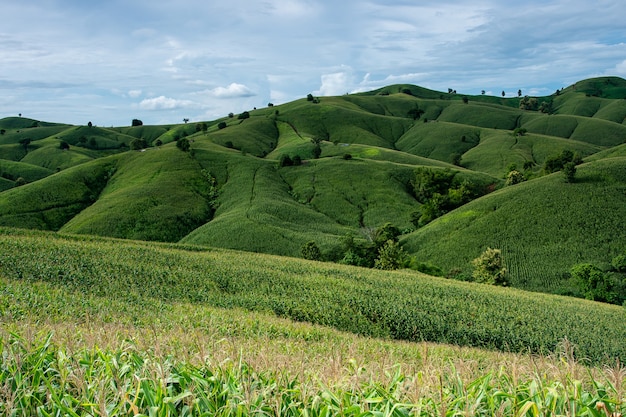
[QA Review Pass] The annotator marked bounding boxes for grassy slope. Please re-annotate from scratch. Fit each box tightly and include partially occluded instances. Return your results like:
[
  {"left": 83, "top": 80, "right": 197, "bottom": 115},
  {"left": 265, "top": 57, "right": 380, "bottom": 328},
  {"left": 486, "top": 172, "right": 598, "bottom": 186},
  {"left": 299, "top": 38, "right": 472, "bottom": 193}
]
[
  {"left": 402, "top": 157, "right": 626, "bottom": 294},
  {"left": 1, "top": 227, "right": 624, "bottom": 364},
  {"left": 60, "top": 146, "right": 213, "bottom": 242},
  {"left": 0, "top": 157, "right": 118, "bottom": 230}
]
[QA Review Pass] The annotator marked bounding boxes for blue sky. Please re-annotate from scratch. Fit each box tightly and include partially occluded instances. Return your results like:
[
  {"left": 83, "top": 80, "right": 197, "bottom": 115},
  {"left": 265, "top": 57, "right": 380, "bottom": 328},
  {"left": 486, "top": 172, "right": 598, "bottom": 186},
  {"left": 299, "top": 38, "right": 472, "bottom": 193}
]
[{"left": 2, "top": 0, "right": 625, "bottom": 126}]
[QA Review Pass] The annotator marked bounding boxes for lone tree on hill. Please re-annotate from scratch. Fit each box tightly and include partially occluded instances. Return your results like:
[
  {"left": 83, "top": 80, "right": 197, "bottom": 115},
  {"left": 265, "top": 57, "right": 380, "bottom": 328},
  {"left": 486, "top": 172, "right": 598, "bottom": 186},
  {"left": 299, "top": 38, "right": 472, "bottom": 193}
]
[{"left": 131, "top": 119, "right": 143, "bottom": 126}]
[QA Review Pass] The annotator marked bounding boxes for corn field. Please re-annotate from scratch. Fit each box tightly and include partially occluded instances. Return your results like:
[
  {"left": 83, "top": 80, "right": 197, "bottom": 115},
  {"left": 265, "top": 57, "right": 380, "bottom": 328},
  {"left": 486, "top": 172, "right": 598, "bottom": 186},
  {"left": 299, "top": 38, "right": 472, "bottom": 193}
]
[{"left": 1, "top": 334, "right": 624, "bottom": 416}]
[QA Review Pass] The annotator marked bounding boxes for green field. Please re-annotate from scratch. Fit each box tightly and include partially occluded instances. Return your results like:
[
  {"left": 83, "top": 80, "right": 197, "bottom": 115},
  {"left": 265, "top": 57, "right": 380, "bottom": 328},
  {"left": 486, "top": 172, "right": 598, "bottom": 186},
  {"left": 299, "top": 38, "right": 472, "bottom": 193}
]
[{"left": 1, "top": 228, "right": 625, "bottom": 416}]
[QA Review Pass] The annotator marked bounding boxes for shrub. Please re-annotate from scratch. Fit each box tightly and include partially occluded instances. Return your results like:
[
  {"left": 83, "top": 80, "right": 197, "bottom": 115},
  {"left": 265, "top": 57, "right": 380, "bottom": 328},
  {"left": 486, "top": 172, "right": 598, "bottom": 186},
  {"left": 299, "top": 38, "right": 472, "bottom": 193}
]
[
  {"left": 342, "top": 153, "right": 352, "bottom": 160},
  {"left": 59, "top": 141, "right": 70, "bottom": 150},
  {"left": 176, "top": 138, "right": 190, "bottom": 152},
  {"left": 471, "top": 248, "right": 508, "bottom": 286},
  {"left": 505, "top": 170, "right": 525, "bottom": 186},
  {"left": 279, "top": 154, "right": 293, "bottom": 167},
  {"left": 563, "top": 162, "right": 576, "bottom": 183},
  {"left": 571, "top": 263, "right": 618, "bottom": 303},
  {"left": 301, "top": 241, "right": 322, "bottom": 261},
  {"left": 374, "top": 240, "right": 407, "bottom": 270},
  {"left": 130, "top": 138, "right": 148, "bottom": 150}
]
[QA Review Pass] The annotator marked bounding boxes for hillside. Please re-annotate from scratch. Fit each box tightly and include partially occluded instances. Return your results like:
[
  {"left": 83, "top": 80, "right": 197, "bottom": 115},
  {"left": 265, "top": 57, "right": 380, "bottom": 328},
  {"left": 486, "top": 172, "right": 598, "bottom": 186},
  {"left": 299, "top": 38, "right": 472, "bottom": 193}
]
[{"left": 1, "top": 76, "right": 626, "bottom": 298}]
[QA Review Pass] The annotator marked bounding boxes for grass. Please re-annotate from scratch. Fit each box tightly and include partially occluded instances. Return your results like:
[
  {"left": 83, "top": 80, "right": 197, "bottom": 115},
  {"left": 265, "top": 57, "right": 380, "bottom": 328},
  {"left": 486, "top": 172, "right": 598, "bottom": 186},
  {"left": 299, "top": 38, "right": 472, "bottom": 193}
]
[
  {"left": 1, "top": 227, "right": 625, "bottom": 364},
  {"left": 1, "top": 229, "right": 625, "bottom": 415},
  {"left": 403, "top": 157, "right": 626, "bottom": 294}
]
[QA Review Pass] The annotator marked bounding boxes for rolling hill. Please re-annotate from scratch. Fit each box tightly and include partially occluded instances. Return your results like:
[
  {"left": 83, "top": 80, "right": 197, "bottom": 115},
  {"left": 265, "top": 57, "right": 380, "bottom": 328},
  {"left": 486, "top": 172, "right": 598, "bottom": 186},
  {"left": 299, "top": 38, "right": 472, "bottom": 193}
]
[{"left": 1, "top": 76, "right": 625, "bottom": 298}]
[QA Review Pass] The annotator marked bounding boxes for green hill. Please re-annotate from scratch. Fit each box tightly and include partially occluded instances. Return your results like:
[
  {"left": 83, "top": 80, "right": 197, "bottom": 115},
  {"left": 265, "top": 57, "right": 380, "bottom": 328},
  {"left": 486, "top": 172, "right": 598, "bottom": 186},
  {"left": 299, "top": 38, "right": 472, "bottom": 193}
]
[
  {"left": 0, "top": 76, "right": 625, "bottom": 300},
  {"left": 402, "top": 157, "right": 626, "bottom": 294}
]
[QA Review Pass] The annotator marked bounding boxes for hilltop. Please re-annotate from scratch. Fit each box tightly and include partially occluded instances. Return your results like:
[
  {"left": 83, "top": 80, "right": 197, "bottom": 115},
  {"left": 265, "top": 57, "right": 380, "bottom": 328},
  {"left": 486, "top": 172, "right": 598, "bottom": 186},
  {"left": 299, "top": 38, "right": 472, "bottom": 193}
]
[{"left": 1, "top": 76, "right": 626, "bottom": 298}]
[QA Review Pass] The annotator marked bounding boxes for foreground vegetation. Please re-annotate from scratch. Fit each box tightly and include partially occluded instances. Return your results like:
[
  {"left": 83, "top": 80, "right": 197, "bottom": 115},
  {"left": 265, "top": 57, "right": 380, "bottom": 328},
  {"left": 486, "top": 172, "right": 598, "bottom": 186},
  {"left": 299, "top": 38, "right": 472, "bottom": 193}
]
[
  {"left": 2, "top": 251, "right": 625, "bottom": 416},
  {"left": 1, "top": 228, "right": 624, "bottom": 364}
]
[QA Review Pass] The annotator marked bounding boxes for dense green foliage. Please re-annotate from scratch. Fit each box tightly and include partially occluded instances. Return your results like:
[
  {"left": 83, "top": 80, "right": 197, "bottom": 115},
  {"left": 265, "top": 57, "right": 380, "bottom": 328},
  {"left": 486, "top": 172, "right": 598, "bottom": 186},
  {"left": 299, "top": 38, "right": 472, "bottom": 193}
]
[
  {"left": 1, "top": 228, "right": 624, "bottom": 364},
  {"left": 2, "top": 334, "right": 625, "bottom": 416}
]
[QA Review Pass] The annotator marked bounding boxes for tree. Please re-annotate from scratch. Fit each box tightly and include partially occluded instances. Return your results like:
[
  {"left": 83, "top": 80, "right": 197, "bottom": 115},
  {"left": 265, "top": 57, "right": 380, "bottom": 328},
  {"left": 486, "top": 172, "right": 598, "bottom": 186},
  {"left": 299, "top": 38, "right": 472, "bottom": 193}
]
[
  {"left": 176, "top": 137, "right": 190, "bottom": 152},
  {"left": 0, "top": 129, "right": 5, "bottom": 135},
  {"left": 518, "top": 89, "right": 522, "bottom": 97},
  {"left": 15, "top": 177, "right": 27, "bottom": 187},
  {"left": 501, "top": 91, "right": 505, "bottom": 97},
  {"left": 130, "top": 138, "right": 148, "bottom": 150},
  {"left": 374, "top": 240, "right": 407, "bottom": 270},
  {"left": 238, "top": 111, "right": 250, "bottom": 120},
  {"left": 292, "top": 155, "right": 302, "bottom": 165},
  {"left": 228, "top": 112, "right": 234, "bottom": 118},
  {"left": 471, "top": 248, "right": 507, "bottom": 285},
  {"left": 218, "top": 121, "right": 227, "bottom": 130},
  {"left": 481, "top": 90, "right": 485, "bottom": 95},
  {"left": 183, "top": 118, "right": 189, "bottom": 124},
  {"left": 563, "top": 161, "right": 576, "bottom": 183},
  {"left": 268, "top": 102, "right": 274, "bottom": 107},
  {"left": 407, "top": 108, "right": 424, "bottom": 120},
  {"left": 571, "top": 264, "right": 616, "bottom": 303},
  {"left": 505, "top": 170, "right": 525, "bottom": 186},
  {"left": 131, "top": 119, "right": 143, "bottom": 126},
  {"left": 59, "top": 141, "right": 70, "bottom": 150},
  {"left": 307, "top": 93, "right": 315, "bottom": 101},
  {"left": 279, "top": 154, "right": 293, "bottom": 167},
  {"left": 373, "top": 223, "right": 401, "bottom": 248},
  {"left": 301, "top": 241, "right": 322, "bottom": 261},
  {"left": 462, "top": 96, "right": 469, "bottom": 104},
  {"left": 19, "top": 138, "right": 31, "bottom": 152},
  {"left": 87, "top": 121, "right": 93, "bottom": 127}
]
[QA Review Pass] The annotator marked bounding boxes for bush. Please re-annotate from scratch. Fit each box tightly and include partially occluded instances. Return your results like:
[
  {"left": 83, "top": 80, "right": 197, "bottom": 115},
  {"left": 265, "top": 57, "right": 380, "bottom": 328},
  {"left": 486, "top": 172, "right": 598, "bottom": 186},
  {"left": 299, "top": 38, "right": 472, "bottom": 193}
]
[
  {"left": 176, "top": 138, "right": 190, "bottom": 152},
  {"left": 238, "top": 111, "right": 250, "bottom": 120},
  {"left": 301, "top": 241, "right": 322, "bottom": 261},
  {"left": 471, "top": 248, "right": 508, "bottom": 286},
  {"left": 279, "top": 154, "right": 293, "bottom": 167},
  {"left": 131, "top": 119, "right": 143, "bottom": 126},
  {"left": 130, "top": 138, "right": 148, "bottom": 150},
  {"left": 571, "top": 263, "right": 620, "bottom": 304},
  {"left": 563, "top": 162, "right": 576, "bottom": 183},
  {"left": 374, "top": 240, "right": 407, "bottom": 270},
  {"left": 218, "top": 121, "right": 227, "bottom": 130},
  {"left": 342, "top": 153, "right": 352, "bottom": 160},
  {"left": 505, "top": 170, "right": 525, "bottom": 186},
  {"left": 59, "top": 141, "right": 70, "bottom": 150}
]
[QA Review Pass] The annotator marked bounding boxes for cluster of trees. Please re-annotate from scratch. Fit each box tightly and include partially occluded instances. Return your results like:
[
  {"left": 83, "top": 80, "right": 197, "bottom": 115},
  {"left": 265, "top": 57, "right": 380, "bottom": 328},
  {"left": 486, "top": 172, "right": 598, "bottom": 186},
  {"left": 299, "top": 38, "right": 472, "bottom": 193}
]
[
  {"left": 570, "top": 254, "right": 626, "bottom": 305},
  {"left": 543, "top": 149, "right": 582, "bottom": 182},
  {"left": 410, "top": 168, "right": 483, "bottom": 227},
  {"left": 301, "top": 223, "right": 408, "bottom": 270}
]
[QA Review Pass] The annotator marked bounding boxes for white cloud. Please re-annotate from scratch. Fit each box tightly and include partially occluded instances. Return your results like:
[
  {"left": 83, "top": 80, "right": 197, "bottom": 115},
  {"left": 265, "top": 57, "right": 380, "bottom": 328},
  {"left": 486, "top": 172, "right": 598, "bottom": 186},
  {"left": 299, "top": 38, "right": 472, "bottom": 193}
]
[
  {"left": 209, "top": 83, "right": 256, "bottom": 99},
  {"left": 614, "top": 60, "right": 626, "bottom": 76},
  {"left": 128, "top": 90, "right": 142, "bottom": 98},
  {"left": 316, "top": 72, "right": 353, "bottom": 96},
  {"left": 138, "top": 96, "right": 194, "bottom": 110}
]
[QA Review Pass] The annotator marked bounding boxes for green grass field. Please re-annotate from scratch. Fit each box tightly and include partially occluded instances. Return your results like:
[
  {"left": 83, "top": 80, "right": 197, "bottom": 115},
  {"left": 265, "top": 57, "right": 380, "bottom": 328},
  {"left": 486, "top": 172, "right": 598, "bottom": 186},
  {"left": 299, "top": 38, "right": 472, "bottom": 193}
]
[{"left": 1, "top": 228, "right": 625, "bottom": 415}]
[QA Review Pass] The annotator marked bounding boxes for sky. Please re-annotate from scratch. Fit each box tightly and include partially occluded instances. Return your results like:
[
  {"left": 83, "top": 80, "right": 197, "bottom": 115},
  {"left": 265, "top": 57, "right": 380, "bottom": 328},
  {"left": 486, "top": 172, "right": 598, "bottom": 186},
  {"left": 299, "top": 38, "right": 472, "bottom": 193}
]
[{"left": 1, "top": 0, "right": 626, "bottom": 127}]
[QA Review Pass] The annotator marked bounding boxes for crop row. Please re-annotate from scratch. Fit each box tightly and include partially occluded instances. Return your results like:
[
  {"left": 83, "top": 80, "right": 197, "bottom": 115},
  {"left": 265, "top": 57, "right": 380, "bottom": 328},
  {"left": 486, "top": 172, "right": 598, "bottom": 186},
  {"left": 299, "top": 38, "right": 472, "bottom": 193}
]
[
  {"left": 0, "top": 228, "right": 625, "bottom": 364},
  {"left": 1, "top": 334, "right": 624, "bottom": 417}
]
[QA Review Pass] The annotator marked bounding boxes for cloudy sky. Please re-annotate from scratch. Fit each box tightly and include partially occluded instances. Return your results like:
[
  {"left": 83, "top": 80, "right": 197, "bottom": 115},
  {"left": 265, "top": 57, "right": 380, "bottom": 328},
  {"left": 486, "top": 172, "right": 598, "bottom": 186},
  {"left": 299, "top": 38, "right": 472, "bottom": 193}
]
[{"left": 2, "top": 0, "right": 625, "bottom": 126}]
